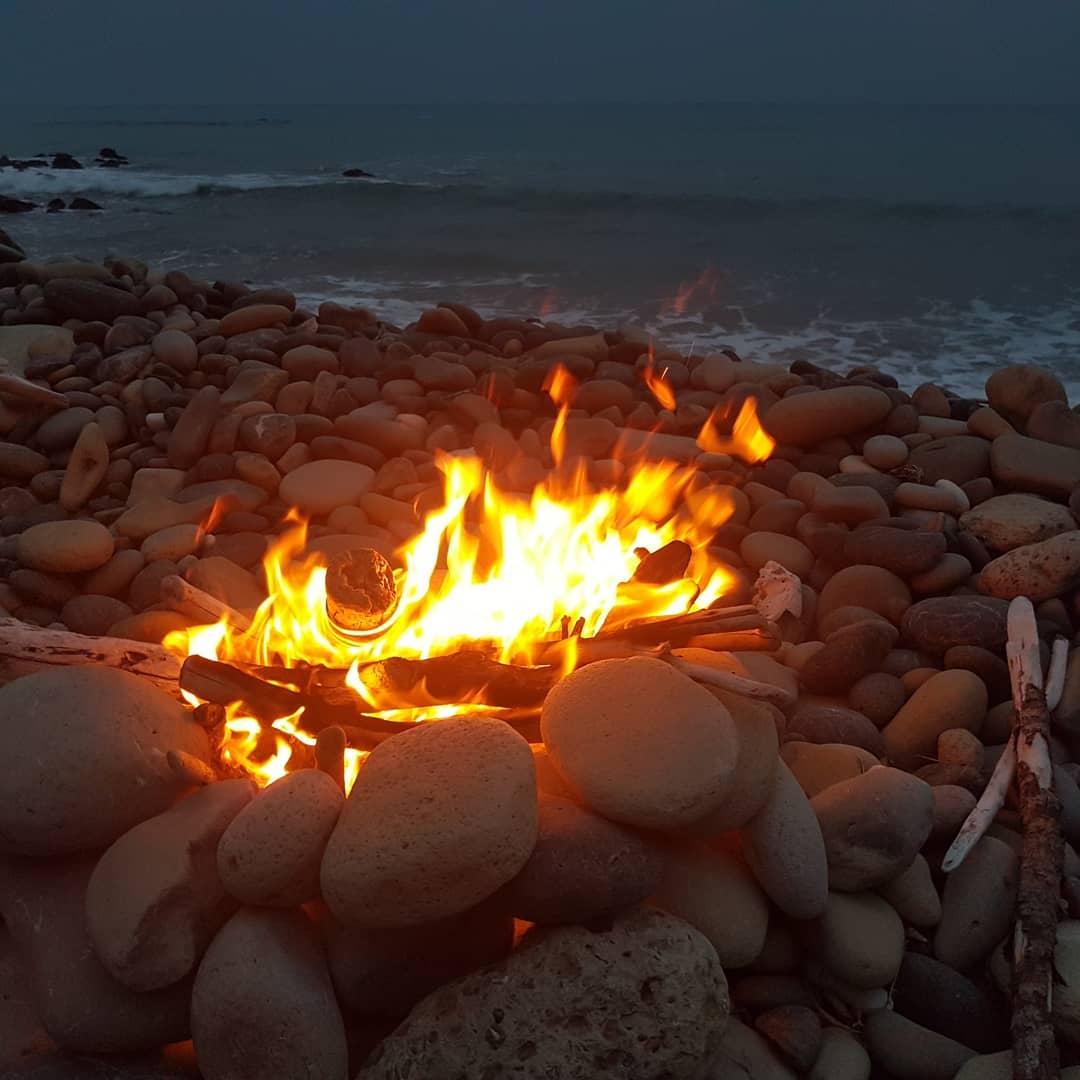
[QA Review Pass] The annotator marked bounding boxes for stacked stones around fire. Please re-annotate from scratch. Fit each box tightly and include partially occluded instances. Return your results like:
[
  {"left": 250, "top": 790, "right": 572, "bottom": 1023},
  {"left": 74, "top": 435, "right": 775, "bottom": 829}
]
[{"left": 0, "top": 248, "right": 1079, "bottom": 1079}]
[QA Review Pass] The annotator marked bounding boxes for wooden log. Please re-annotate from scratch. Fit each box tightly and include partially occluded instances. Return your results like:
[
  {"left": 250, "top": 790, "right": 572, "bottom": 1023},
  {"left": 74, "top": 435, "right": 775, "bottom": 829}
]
[
  {"left": 159, "top": 575, "right": 252, "bottom": 633},
  {"left": 1007, "top": 597, "right": 1063, "bottom": 1080},
  {"left": 0, "top": 617, "right": 182, "bottom": 694}
]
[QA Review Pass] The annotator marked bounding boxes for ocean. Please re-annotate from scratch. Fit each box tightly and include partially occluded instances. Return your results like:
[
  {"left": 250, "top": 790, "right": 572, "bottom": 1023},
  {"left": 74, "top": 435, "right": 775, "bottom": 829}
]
[{"left": 3, "top": 103, "right": 1079, "bottom": 398}]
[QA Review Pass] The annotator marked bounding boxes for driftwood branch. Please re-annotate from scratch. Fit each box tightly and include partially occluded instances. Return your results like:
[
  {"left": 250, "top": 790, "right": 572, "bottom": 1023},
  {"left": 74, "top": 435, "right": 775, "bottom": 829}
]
[
  {"left": 1007, "top": 597, "right": 1062, "bottom": 1080},
  {"left": 942, "top": 734, "right": 1017, "bottom": 873},
  {"left": 0, "top": 617, "right": 182, "bottom": 694},
  {"left": 665, "top": 654, "right": 796, "bottom": 709}
]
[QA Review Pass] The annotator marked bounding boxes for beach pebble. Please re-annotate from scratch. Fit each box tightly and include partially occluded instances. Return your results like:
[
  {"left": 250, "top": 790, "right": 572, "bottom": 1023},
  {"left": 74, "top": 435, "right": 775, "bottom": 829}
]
[
  {"left": 499, "top": 795, "right": 665, "bottom": 924},
  {"left": 167, "top": 385, "right": 221, "bottom": 469},
  {"left": 84, "top": 547, "right": 144, "bottom": 596},
  {"left": 979, "top": 530, "right": 1080, "bottom": 601},
  {"left": 878, "top": 853, "right": 942, "bottom": 926},
  {"left": 0, "top": 441, "right": 49, "bottom": 481},
  {"left": 85, "top": 779, "right": 255, "bottom": 991},
  {"left": 901, "top": 594, "right": 1010, "bottom": 653},
  {"left": 322, "top": 716, "right": 537, "bottom": 927},
  {"left": 798, "top": 619, "right": 898, "bottom": 695},
  {"left": 238, "top": 411, "right": 295, "bottom": 459},
  {"left": 60, "top": 593, "right": 132, "bottom": 635},
  {"left": 653, "top": 843, "right": 769, "bottom": 969},
  {"left": 682, "top": 685, "right": 779, "bottom": 833},
  {"left": 882, "top": 669, "right": 988, "bottom": 768},
  {"left": 336, "top": 411, "right": 425, "bottom": 456},
  {"left": 1028, "top": 398, "right": 1080, "bottom": 449},
  {"left": 141, "top": 522, "right": 202, "bottom": 562},
  {"left": 277, "top": 458, "right": 375, "bottom": 515},
  {"left": 281, "top": 344, "right": 337, "bottom": 380},
  {"left": 818, "top": 564, "right": 912, "bottom": 626},
  {"left": 0, "top": 667, "right": 209, "bottom": 856},
  {"left": 711, "top": 1017, "right": 798, "bottom": 1080},
  {"left": 217, "top": 769, "right": 344, "bottom": 906},
  {"left": 910, "top": 551, "right": 974, "bottom": 595},
  {"left": 808, "top": 1027, "right": 871, "bottom": 1080},
  {"left": 985, "top": 363, "right": 1067, "bottom": 428},
  {"left": 0, "top": 855, "right": 191, "bottom": 1053},
  {"left": 991, "top": 433, "right": 1080, "bottom": 499},
  {"left": 808, "top": 891, "right": 904, "bottom": 988},
  {"left": 326, "top": 900, "right": 514, "bottom": 1018},
  {"left": 191, "top": 907, "right": 348, "bottom": 1080},
  {"left": 58, "top": 421, "right": 109, "bottom": 511},
  {"left": 786, "top": 703, "right": 885, "bottom": 756},
  {"left": 356, "top": 910, "right": 728, "bottom": 1080},
  {"left": 17, "top": 518, "right": 113, "bottom": 573},
  {"left": 151, "top": 328, "right": 197, "bottom": 373},
  {"left": 1053, "top": 921, "right": 1080, "bottom": 1043},
  {"left": 935, "top": 835, "right": 1018, "bottom": 970},
  {"left": 218, "top": 303, "right": 291, "bottom": 337},
  {"left": 764, "top": 386, "right": 893, "bottom": 447},
  {"left": 43, "top": 277, "right": 143, "bottom": 322},
  {"left": 842, "top": 524, "right": 947, "bottom": 576},
  {"left": 847, "top": 671, "right": 906, "bottom": 725},
  {"left": 863, "top": 1009, "right": 976, "bottom": 1080},
  {"left": 740, "top": 531, "right": 814, "bottom": 577},
  {"left": 742, "top": 760, "right": 829, "bottom": 919},
  {"left": 811, "top": 766, "right": 934, "bottom": 890},
  {"left": 780, "top": 741, "right": 880, "bottom": 798},
  {"left": 961, "top": 492, "right": 1077, "bottom": 552},
  {"left": 755, "top": 1005, "right": 822, "bottom": 1073},
  {"left": 812, "top": 484, "right": 890, "bottom": 523},
  {"left": 541, "top": 656, "right": 737, "bottom": 829},
  {"left": 862, "top": 433, "right": 908, "bottom": 469},
  {"left": 220, "top": 359, "right": 290, "bottom": 406},
  {"left": 908, "top": 435, "right": 990, "bottom": 485},
  {"left": 35, "top": 406, "right": 94, "bottom": 451},
  {"left": 185, "top": 555, "right": 265, "bottom": 611}
]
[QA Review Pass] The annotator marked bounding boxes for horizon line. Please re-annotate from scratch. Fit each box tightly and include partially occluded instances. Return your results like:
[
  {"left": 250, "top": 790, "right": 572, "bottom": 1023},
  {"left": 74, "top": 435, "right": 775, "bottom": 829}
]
[{"left": 16, "top": 99, "right": 1080, "bottom": 109}]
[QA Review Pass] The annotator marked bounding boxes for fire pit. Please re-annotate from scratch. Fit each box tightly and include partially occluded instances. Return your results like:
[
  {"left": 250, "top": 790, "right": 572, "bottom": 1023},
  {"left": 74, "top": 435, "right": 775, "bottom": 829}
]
[{"left": 0, "top": 268, "right": 1078, "bottom": 1080}]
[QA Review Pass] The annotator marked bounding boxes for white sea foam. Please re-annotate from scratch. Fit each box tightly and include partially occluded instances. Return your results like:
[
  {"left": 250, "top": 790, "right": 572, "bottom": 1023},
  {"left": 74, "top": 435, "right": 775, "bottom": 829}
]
[{"left": 0, "top": 168, "right": 348, "bottom": 198}]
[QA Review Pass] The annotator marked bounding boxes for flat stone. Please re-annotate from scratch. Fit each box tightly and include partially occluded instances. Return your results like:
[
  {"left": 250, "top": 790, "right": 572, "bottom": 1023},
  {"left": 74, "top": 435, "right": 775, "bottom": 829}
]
[
  {"left": 844, "top": 524, "right": 947, "bottom": 577},
  {"left": 43, "top": 279, "right": 143, "bottom": 323},
  {"left": 781, "top": 741, "right": 880, "bottom": 798},
  {"left": 356, "top": 910, "right": 729, "bottom": 1080},
  {"left": 883, "top": 669, "right": 988, "bottom": 768},
  {"left": 991, "top": 433, "right": 1080, "bottom": 499},
  {"left": 799, "top": 620, "right": 898, "bottom": 696},
  {"left": 277, "top": 459, "right": 375, "bottom": 516},
  {"left": 86, "top": 780, "right": 255, "bottom": 991},
  {"left": 60, "top": 594, "right": 132, "bottom": 635},
  {"left": 218, "top": 303, "right": 292, "bottom": 337},
  {"left": 35, "top": 406, "right": 94, "bottom": 451},
  {"left": 0, "top": 442, "right": 49, "bottom": 480},
  {"left": 219, "top": 360, "right": 289, "bottom": 407},
  {"left": 166, "top": 386, "right": 220, "bottom": 470},
  {"left": 907, "top": 436, "right": 990, "bottom": 485},
  {"left": 786, "top": 703, "right": 886, "bottom": 756},
  {"left": 764, "top": 387, "right": 893, "bottom": 447}
]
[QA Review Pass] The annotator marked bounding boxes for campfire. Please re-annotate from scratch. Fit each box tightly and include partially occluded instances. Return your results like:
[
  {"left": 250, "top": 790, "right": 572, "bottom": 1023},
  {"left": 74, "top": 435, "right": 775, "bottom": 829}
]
[{"left": 164, "top": 363, "right": 778, "bottom": 791}]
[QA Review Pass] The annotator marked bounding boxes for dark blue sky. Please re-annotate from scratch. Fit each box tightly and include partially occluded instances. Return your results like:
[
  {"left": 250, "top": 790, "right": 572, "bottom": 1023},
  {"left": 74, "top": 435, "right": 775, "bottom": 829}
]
[{"left": 3, "top": 0, "right": 1078, "bottom": 104}]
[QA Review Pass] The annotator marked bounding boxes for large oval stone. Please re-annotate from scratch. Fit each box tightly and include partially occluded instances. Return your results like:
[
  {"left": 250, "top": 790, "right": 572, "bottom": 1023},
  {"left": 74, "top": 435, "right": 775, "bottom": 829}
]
[
  {"left": 191, "top": 907, "right": 348, "bottom": 1080},
  {"left": 0, "top": 668, "right": 210, "bottom": 856},
  {"left": 321, "top": 716, "right": 537, "bottom": 927},
  {"left": 356, "top": 910, "right": 729, "bottom": 1080},
  {"left": 901, "top": 595, "right": 1010, "bottom": 654},
  {"left": 277, "top": 458, "right": 375, "bottom": 516},
  {"left": 541, "top": 656, "right": 738, "bottom": 829},
  {"left": 979, "top": 531, "right": 1080, "bottom": 602},
  {"left": 883, "top": 669, "right": 988, "bottom": 769},
  {"left": 960, "top": 493, "right": 1077, "bottom": 553},
  {"left": 764, "top": 387, "right": 893, "bottom": 447},
  {"left": 17, "top": 519, "right": 114, "bottom": 573}
]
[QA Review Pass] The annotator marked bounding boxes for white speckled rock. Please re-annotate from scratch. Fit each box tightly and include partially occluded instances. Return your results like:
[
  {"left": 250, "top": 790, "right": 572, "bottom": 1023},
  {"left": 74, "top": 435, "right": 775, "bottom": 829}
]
[
  {"left": 960, "top": 493, "right": 1077, "bottom": 553},
  {"left": 192, "top": 907, "right": 348, "bottom": 1080},
  {"left": 979, "top": 530, "right": 1080, "bottom": 602},
  {"left": 321, "top": 716, "right": 537, "bottom": 927},
  {"left": 356, "top": 910, "right": 728, "bottom": 1080},
  {"left": 541, "top": 656, "right": 738, "bottom": 829},
  {"left": 742, "top": 760, "right": 829, "bottom": 920},
  {"left": 0, "top": 668, "right": 210, "bottom": 856},
  {"left": 218, "top": 769, "right": 343, "bottom": 906},
  {"left": 86, "top": 779, "right": 255, "bottom": 991}
]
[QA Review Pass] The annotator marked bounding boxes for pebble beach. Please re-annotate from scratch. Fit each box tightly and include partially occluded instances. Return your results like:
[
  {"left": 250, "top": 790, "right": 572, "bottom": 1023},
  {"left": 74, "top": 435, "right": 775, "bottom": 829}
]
[{"left": 0, "top": 226, "right": 1079, "bottom": 1080}]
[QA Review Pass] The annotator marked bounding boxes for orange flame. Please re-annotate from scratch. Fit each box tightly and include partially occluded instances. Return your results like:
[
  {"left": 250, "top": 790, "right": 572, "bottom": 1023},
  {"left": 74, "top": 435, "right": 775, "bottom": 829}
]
[
  {"left": 642, "top": 346, "right": 676, "bottom": 411},
  {"left": 665, "top": 265, "right": 720, "bottom": 316},
  {"left": 697, "top": 398, "right": 775, "bottom": 463},
  {"left": 166, "top": 381, "right": 775, "bottom": 792}
]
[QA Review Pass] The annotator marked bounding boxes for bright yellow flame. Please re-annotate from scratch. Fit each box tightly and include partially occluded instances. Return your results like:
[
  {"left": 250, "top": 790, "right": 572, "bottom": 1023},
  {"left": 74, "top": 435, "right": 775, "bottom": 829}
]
[
  {"left": 697, "top": 398, "right": 775, "bottom": 463},
  {"left": 166, "top": 389, "right": 776, "bottom": 792}
]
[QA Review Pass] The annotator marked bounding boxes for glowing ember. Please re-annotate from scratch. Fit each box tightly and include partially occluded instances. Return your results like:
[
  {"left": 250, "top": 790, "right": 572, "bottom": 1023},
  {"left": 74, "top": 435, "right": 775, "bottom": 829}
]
[
  {"left": 664, "top": 265, "right": 721, "bottom": 316},
  {"left": 166, "top": 368, "right": 775, "bottom": 790}
]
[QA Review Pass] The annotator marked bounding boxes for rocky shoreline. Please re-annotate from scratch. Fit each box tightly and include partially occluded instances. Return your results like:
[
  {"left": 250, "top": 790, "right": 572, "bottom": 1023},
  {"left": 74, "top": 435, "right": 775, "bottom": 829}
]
[{"left": 0, "top": 235, "right": 1079, "bottom": 1080}]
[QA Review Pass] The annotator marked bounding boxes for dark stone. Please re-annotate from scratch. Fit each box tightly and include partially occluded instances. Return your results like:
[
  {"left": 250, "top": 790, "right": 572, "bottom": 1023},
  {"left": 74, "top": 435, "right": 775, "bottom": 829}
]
[
  {"left": 50, "top": 154, "right": 82, "bottom": 170},
  {"left": 46, "top": 198, "right": 65, "bottom": 213},
  {"left": 908, "top": 436, "right": 991, "bottom": 485},
  {"left": 0, "top": 196, "right": 35, "bottom": 214},
  {"left": 799, "top": 620, "right": 898, "bottom": 695},
  {"left": 43, "top": 279, "right": 141, "bottom": 322},
  {"left": 844, "top": 525, "right": 947, "bottom": 577},
  {"left": 786, "top": 704, "right": 886, "bottom": 756},
  {"left": 70, "top": 198, "right": 102, "bottom": 211},
  {"left": 902, "top": 595, "right": 1011, "bottom": 654},
  {"left": 342, "top": 168, "right": 375, "bottom": 178},
  {"left": 945, "top": 645, "right": 1012, "bottom": 703},
  {"left": 892, "top": 952, "right": 1008, "bottom": 1052}
]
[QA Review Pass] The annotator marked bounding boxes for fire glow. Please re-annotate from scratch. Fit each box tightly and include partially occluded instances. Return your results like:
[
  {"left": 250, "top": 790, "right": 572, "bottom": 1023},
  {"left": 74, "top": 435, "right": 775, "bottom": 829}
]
[{"left": 166, "top": 362, "right": 775, "bottom": 790}]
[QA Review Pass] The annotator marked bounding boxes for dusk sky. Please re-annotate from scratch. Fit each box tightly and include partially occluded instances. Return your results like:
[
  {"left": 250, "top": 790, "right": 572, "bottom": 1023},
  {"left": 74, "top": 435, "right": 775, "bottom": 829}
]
[{"left": 2, "top": 0, "right": 1078, "bottom": 105}]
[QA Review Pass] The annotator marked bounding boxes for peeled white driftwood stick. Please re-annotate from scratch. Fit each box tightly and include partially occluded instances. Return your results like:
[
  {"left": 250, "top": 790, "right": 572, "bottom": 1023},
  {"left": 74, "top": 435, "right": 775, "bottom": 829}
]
[
  {"left": 159, "top": 574, "right": 252, "bottom": 634},
  {"left": 1006, "top": 596, "right": 1062, "bottom": 1080},
  {"left": 1045, "top": 636, "right": 1070, "bottom": 713},
  {"left": 665, "top": 654, "right": 797, "bottom": 709},
  {"left": 941, "top": 733, "right": 1017, "bottom": 873}
]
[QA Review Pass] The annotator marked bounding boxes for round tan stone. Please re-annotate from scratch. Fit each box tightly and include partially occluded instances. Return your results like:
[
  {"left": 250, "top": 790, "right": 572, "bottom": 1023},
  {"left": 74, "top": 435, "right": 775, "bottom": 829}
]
[
  {"left": 321, "top": 716, "right": 537, "bottom": 927},
  {"left": 218, "top": 769, "right": 344, "bottom": 906},
  {"left": 277, "top": 458, "right": 375, "bottom": 516},
  {"left": 17, "top": 519, "right": 114, "bottom": 573},
  {"left": 883, "top": 669, "right": 988, "bottom": 769},
  {"left": 862, "top": 434, "right": 908, "bottom": 470},
  {"left": 809, "top": 891, "right": 905, "bottom": 989},
  {"left": 818, "top": 564, "right": 912, "bottom": 627},
  {"left": 740, "top": 531, "right": 814, "bottom": 577},
  {"left": 218, "top": 303, "right": 291, "bottom": 337},
  {"left": 541, "top": 656, "right": 738, "bottom": 829}
]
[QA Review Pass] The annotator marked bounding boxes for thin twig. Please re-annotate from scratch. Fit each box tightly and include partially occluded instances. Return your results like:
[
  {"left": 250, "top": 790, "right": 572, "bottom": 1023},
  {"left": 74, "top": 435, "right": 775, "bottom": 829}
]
[
  {"left": 941, "top": 733, "right": 1017, "bottom": 872},
  {"left": 1046, "top": 636, "right": 1070, "bottom": 713}
]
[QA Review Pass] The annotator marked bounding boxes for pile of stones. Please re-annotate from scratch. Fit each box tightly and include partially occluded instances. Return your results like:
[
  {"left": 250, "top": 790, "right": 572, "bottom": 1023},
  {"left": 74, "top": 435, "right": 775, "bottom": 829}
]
[{"left": 0, "top": 242, "right": 1079, "bottom": 1079}]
